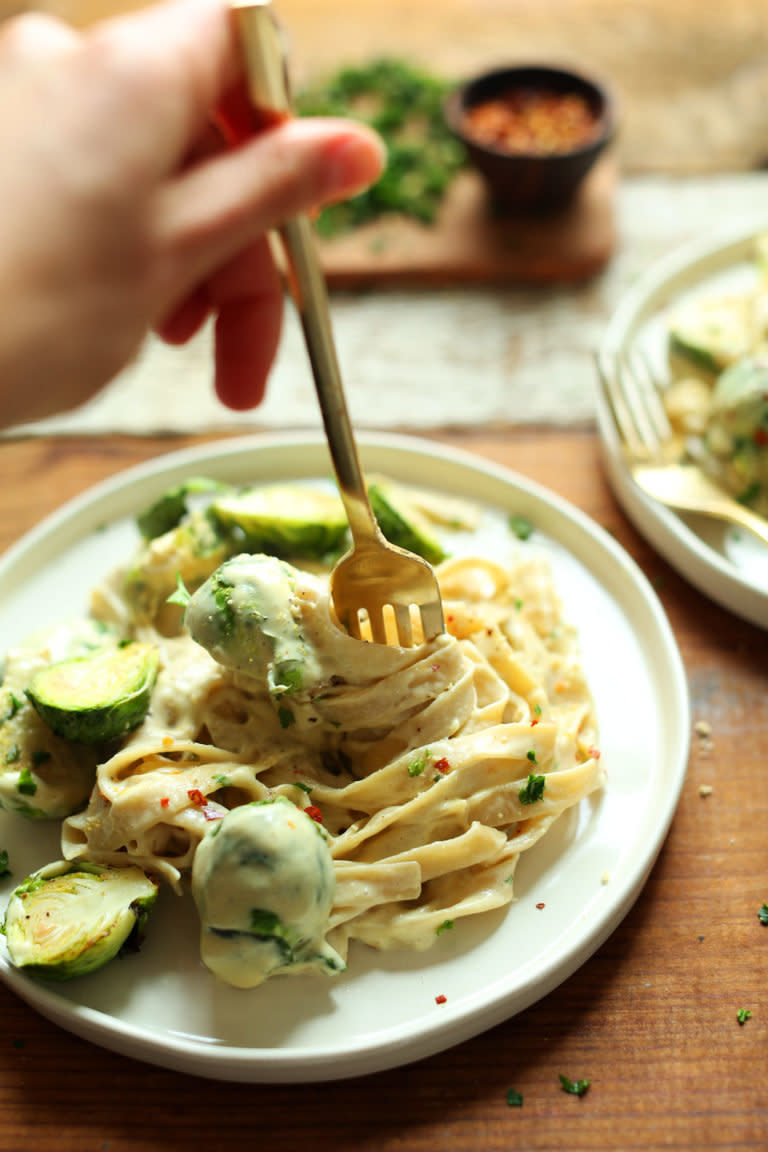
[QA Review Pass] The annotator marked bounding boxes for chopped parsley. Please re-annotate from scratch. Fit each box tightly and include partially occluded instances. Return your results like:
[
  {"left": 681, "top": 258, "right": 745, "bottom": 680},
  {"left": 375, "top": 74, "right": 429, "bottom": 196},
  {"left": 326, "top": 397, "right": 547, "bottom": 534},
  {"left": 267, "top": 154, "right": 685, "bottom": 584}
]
[
  {"left": 436, "top": 919, "right": 454, "bottom": 936},
  {"left": 526, "top": 749, "right": 537, "bottom": 764},
  {"left": 296, "top": 59, "right": 465, "bottom": 236},
  {"left": 737, "top": 1008, "right": 752, "bottom": 1025},
  {"left": 408, "top": 752, "right": 430, "bottom": 778},
  {"left": 509, "top": 515, "right": 534, "bottom": 541},
  {"left": 559, "top": 1074, "right": 590, "bottom": 1097},
  {"left": 166, "top": 572, "right": 191, "bottom": 607},
  {"left": 277, "top": 706, "right": 295, "bottom": 730},
  {"left": 2, "top": 693, "right": 23, "bottom": 722},
  {"left": 16, "top": 765, "right": 37, "bottom": 796},
  {"left": 506, "top": 1088, "right": 524, "bottom": 1108},
  {"left": 519, "top": 773, "right": 546, "bottom": 805},
  {"left": 758, "top": 903, "right": 768, "bottom": 926}
]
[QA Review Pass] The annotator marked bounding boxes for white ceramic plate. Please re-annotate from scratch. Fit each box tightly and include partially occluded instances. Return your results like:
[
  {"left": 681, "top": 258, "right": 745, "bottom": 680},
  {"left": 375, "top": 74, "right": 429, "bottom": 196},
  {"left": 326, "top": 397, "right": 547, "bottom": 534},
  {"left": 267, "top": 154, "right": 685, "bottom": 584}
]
[
  {"left": 0, "top": 433, "right": 688, "bottom": 1082},
  {"left": 596, "top": 220, "right": 768, "bottom": 629}
]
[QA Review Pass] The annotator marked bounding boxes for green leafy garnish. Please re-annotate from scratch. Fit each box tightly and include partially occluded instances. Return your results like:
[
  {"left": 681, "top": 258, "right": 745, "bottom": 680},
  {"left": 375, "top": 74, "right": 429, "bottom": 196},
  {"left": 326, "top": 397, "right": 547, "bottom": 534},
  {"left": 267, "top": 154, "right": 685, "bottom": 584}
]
[
  {"left": 509, "top": 515, "right": 534, "bottom": 541},
  {"left": 277, "top": 707, "right": 295, "bottom": 730},
  {"left": 436, "top": 919, "right": 454, "bottom": 936},
  {"left": 519, "top": 773, "right": 546, "bottom": 805},
  {"left": 758, "top": 903, "right": 768, "bottom": 925},
  {"left": 16, "top": 766, "right": 37, "bottom": 796},
  {"left": 506, "top": 1088, "right": 524, "bottom": 1108},
  {"left": 737, "top": 1008, "right": 752, "bottom": 1025},
  {"left": 408, "top": 753, "right": 430, "bottom": 778},
  {"left": 296, "top": 59, "right": 465, "bottom": 236},
  {"left": 167, "top": 573, "right": 191, "bottom": 608},
  {"left": 559, "top": 1074, "right": 590, "bottom": 1097}
]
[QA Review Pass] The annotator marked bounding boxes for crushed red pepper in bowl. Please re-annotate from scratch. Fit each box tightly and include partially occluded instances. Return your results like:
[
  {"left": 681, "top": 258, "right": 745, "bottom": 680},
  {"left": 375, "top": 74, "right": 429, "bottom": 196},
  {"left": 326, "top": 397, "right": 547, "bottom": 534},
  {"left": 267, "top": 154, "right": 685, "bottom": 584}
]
[
  {"left": 444, "top": 64, "right": 615, "bottom": 212},
  {"left": 462, "top": 89, "right": 603, "bottom": 156}
]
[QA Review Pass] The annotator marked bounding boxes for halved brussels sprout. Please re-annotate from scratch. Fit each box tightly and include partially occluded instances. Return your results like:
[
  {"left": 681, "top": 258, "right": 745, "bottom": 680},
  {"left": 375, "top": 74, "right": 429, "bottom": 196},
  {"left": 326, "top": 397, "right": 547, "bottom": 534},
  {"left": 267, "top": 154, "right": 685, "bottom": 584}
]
[
  {"left": 26, "top": 642, "right": 159, "bottom": 744},
  {"left": 3, "top": 861, "right": 158, "bottom": 980},
  {"left": 0, "top": 687, "right": 99, "bottom": 819},
  {"left": 368, "top": 479, "right": 447, "bottom": 565},
  {"left": 211, "top": 484, "right": 348, "bottom": 559},
  {"left": 191, "top": 797, "right": 343, "bottom": 988}
]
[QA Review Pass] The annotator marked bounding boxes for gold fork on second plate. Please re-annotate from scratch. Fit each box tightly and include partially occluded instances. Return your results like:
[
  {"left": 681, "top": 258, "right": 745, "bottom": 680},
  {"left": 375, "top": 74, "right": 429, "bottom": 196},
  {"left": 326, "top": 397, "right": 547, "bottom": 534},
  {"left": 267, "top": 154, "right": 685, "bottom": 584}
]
[
  {"left": 232, "top": 1, "right": 445, "bottom": 646},
  {"left": 598, "top": 346, "right": 768, "bottom": 547}
]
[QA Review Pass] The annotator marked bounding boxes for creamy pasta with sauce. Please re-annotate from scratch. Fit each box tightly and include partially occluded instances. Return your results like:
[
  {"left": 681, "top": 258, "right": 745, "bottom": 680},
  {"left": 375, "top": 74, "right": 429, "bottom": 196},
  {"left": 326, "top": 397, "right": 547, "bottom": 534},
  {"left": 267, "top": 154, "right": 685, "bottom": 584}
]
[{"left": 3, "top": 479, "right": 603, "bottom": 990}]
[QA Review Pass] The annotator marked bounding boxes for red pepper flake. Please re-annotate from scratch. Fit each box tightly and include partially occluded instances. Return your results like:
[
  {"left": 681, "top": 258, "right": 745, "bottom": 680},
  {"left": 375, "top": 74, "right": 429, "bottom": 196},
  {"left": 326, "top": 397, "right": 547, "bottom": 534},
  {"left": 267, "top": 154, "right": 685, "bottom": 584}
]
[
  {"left": 588, "top": 745, "right": 601, "bottom": 760},
  {"left": 434, "top": 757, "right": 451, "bottom": 774},
  {"left": 160, "top": 797, "right": 170, "bottom": 809},
  {"left": 530, "top": 717, "right": 540, "bottom": 727},
  {"left": 187, "top": 788, "right": 206, "bottom": 806},
  {"left": 435, "top": 994, "right": 447, "bottom": 1005},
  {"left": 536, "top": 902, "right": 546, "bottom": 910},
  {"left": 305, "top": 805, "right": 323, "bottom": 824}
]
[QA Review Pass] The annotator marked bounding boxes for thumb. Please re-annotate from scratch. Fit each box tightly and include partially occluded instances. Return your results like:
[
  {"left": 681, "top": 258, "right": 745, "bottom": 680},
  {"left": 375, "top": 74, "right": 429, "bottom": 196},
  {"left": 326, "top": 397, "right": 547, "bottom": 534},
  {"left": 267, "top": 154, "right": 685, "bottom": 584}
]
[{"left": 151, "top": 117, "right": 385, "bottom": 311}]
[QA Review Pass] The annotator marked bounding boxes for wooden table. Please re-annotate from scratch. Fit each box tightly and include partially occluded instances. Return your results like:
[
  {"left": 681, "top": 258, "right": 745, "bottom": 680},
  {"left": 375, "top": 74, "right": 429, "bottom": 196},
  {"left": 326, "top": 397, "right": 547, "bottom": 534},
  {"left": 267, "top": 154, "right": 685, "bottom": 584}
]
[{"left": 0, "top": 428, "right": 765, "bottom": 1151}]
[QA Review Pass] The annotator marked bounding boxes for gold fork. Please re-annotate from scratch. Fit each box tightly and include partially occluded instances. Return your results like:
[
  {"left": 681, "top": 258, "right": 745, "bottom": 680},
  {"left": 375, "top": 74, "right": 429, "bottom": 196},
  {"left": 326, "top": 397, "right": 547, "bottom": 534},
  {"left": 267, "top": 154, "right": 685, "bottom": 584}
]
[
  {"left": 231, "top": 1, "right": 445, "bottom": 646},
  {"left": 598, "top": 346, "right": 768, "bottom": 547}
]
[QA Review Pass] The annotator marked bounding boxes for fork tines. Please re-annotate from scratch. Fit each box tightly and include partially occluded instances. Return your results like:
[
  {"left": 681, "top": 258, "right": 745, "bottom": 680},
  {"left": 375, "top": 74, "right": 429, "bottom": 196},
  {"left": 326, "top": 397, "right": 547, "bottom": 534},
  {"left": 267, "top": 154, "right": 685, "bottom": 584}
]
[
  {"left": 602, "top": 347, "right": 674, "bottom": 459},
  {"left": 347, "top": 599, "right": 444, "bottom": 647}
]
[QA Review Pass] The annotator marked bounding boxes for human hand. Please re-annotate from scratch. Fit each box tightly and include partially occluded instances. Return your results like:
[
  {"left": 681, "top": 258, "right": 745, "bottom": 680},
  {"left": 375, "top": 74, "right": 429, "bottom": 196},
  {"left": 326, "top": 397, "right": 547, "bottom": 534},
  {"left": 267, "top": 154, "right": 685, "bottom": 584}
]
[{"left": 0, "top": 0, "right": 384, "bottom": 428}]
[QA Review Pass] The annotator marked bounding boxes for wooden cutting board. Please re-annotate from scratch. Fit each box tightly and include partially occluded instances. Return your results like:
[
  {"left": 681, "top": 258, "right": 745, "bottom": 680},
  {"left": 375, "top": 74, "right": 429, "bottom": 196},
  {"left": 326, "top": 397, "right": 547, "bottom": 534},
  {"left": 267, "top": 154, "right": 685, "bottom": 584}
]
[{"left": 318, "top": 154, "right": 617, "bottom": 289}]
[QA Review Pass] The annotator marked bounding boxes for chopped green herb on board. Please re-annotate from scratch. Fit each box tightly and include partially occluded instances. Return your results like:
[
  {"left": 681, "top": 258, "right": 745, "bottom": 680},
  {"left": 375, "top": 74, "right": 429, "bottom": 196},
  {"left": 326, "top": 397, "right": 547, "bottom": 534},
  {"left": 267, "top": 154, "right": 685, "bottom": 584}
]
[
  {"left": 758, "top": 903, "right": 768, "bottom": 925},
  {"left": 506, "top": 1088, "right": 524, "bottom": 1107},
  {"left": 737, "top": 1008, "right": 752, "bottom": 1025},
  {"left": 559, "top": 1074, "right": 590, "bottom": 1097},
  {"left": 296, "top": 59, "right": 465, "bottom": 236}
]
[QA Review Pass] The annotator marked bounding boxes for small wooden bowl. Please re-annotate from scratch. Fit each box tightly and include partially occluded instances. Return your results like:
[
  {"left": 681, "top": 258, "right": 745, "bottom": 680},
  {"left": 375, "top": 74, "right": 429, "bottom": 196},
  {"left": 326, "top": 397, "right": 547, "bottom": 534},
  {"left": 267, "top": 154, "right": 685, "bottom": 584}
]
[{"left": 444, "top": 64, "right": 616, "bottom": 213}]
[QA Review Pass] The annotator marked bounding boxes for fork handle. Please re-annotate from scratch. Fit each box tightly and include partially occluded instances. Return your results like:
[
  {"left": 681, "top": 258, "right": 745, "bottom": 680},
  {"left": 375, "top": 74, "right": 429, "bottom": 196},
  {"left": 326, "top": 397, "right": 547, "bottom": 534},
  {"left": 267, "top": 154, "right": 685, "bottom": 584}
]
[
  {"left": 280, "top": 215, "right": 380, "bottom": 543},
  {"left": 232, "top": 1, "right": 380, "bottom": 545}
]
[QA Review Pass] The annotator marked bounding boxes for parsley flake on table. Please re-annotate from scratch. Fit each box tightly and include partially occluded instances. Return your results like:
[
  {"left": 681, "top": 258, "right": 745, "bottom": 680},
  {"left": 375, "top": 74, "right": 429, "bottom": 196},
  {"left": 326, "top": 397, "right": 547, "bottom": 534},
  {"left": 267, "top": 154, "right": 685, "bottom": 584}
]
[
  {"left": 737, "top": 1008, "right": 752, "bottom": 1025},
  {"left": 506, "top": 1088, "right": 524, "bottom": 1107},
  {"left": 559, "top": 1074, "right": 590, "bottom": 1097},
  {"left": 758, "top": 903, "right": 768, "bottom": 925}
]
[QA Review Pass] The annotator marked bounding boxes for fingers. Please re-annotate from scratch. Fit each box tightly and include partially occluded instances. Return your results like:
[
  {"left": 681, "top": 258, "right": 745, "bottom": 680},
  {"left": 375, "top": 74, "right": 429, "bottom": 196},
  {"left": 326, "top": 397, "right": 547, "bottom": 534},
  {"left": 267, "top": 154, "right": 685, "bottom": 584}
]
[
  {"left": 210, "top": 234, "right": 284, "bottom": 410},
  {"left": 0, "top": 11, "right": 79, "bottom": 61},
  {"left": 155, "top": 233, "right": 285, "bottom": 411},
  {"left": 151, "top": 116, "right": 385, "bottom": 309}
]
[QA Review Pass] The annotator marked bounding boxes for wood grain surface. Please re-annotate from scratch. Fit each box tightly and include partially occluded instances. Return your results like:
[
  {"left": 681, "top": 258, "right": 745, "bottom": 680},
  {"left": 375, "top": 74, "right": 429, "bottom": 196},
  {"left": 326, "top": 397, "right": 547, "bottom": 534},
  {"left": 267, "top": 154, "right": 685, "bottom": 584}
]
[{"left": 0, "top": 429, "right": 765, "bottom": 1152}]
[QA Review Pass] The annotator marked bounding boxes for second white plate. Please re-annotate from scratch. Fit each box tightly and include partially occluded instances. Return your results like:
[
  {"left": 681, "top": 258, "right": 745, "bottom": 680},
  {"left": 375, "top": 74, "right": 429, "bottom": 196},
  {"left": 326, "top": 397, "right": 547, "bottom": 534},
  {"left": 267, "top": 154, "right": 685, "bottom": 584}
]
[
  {"left": 0, "top": 433, "right": 689, "bottom": 1082},
  {"left": 596, "top": 220, "right": 768, "bottom": 629}
]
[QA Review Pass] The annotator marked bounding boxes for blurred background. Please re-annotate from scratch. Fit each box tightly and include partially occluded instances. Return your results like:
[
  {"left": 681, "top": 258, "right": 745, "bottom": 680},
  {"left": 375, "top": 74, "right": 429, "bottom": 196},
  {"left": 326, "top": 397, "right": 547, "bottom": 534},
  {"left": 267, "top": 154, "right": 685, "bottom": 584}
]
[
  {"left": 4, "top": 0, "right": 768, "bottom": 438},
  {"left": 4, "top": 0, "right": 768, "bottom": 174}
]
